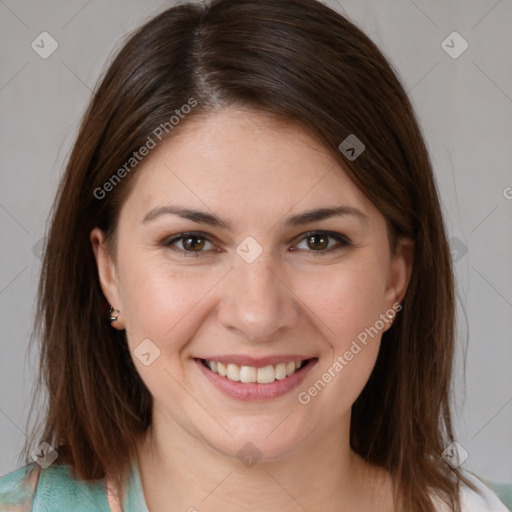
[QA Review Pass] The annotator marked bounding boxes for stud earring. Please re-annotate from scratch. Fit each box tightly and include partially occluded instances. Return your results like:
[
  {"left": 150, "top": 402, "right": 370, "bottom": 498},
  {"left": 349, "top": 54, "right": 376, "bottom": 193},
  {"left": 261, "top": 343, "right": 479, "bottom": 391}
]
[
  {"left": 387, "top": 304, "right": 402, "bottom": 323},
  {"left": 108, "top": 306, "right": 120, "bottom": 325}
]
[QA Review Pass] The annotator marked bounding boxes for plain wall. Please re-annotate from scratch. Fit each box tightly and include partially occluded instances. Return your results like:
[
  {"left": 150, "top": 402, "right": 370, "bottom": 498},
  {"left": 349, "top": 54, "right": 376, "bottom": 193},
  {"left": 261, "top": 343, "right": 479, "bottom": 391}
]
[{"left": 1, "top": 0, "right": 511, "bottom": 484}]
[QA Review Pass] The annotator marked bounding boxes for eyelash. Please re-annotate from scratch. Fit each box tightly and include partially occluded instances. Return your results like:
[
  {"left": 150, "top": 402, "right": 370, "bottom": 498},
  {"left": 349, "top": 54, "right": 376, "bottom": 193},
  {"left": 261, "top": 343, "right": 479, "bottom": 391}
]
[{"left": 163, "top": 230, "right": 352, "bottom": 257}]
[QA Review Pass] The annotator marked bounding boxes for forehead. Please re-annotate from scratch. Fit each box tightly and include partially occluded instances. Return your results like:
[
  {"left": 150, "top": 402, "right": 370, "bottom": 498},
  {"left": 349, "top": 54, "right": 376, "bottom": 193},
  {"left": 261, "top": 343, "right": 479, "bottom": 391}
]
[{"left": 118, "top": 108, "right": 377, "bottom": 226}]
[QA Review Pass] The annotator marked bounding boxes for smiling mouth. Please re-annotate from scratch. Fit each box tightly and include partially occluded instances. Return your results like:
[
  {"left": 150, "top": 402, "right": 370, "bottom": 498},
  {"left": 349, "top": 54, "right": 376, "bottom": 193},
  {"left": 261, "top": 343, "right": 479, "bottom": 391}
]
[{"left": 199, "top": 358, "right": 315, "bottom": 384}]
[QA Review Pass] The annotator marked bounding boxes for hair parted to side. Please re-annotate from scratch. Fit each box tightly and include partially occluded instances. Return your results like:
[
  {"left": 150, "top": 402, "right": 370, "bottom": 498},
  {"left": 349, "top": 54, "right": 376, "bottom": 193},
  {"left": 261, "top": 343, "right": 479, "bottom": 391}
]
[{"left": 23, "top": 0, "right": 476, "bottom": 510}]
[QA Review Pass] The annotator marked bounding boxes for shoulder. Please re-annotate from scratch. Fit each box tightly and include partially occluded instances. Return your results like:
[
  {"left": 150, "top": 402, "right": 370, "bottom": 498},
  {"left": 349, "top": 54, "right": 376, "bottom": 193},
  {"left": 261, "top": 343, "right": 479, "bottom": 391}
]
[
  {"left": 458, "top": 472, "right": 510, "bottom": 512},
  {"left": 0, "top": 463, "right": 111, "bottom": 512},
  {"left": 431, "top": 471, "right": 510, "bottom": 512},
  {"left": 0, "top": 463, "right": 40, "bottom": 511}
]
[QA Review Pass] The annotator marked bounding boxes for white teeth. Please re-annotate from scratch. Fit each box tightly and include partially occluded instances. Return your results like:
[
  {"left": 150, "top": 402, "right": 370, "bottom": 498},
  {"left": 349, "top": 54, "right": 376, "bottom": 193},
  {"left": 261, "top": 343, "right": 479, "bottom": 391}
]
[
  {"left": 203, "top": 359, "right": 306, "bottom": 384},
  {"left": 217, "top": 362, "right": 227, "bottom": 377},
  {"left": 226, "top": 364, "right": 240, "bottom": 381},
  {"left": 275, "top": 363, "right": 287, "bottom": 380},
  {"left": 257, "top": 365, "right": 275, "bottom": 384},
  {"left": 239, "top": 366, "right": 257, "bottom": 383}
]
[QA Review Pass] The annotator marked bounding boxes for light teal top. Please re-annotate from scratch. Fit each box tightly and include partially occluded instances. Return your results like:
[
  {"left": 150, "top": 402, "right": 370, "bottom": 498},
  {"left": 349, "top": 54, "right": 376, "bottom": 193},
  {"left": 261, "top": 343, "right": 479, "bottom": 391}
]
[
  {"left": 0, "top": 459, "right": 149, "bottom": 511},
  {"left": 1, "top": 458, "right": 510, "bottom": 511}
]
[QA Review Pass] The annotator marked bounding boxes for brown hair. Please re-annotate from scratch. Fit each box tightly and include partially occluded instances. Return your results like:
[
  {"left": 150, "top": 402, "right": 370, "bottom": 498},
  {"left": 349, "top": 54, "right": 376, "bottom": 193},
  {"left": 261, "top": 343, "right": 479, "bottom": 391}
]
[{"left": 24, "top": 0, "right": 477, "bottom": 510}]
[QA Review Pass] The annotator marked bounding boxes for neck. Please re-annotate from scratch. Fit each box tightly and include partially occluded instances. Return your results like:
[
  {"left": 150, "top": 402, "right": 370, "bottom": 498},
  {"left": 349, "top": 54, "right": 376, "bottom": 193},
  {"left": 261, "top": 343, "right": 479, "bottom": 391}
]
[{"left": 134, "top": 406, "right": 392, "bottom": 511}]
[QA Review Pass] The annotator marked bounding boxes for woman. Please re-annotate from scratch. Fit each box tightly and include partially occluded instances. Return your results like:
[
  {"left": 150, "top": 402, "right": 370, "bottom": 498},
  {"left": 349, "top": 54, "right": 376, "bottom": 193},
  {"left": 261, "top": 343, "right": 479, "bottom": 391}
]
[{"left": 0, "top": 0, "right": 507, "bottom": 510}]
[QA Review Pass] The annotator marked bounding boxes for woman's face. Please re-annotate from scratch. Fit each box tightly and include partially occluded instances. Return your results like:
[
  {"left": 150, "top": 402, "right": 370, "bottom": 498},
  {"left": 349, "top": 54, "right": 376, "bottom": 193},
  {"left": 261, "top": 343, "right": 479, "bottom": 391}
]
[{"left": 92, "top": 108, "right": 412, "bottom": 461}]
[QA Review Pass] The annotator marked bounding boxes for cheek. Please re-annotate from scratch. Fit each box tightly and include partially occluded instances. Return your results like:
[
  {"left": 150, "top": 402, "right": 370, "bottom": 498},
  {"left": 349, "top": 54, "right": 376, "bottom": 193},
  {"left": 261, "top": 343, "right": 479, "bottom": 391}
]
[
  {"left": 117, "top": 258, "right": 223, "bottom": 405},
  {"left": 292, "top": 260, "right": 388, "bottom": 352},
  {"left": 294, "top": 265, "right": 387, "bottom": 416},
  {"left": 118, "top": 255, "right": 224, "bottom": 354}
]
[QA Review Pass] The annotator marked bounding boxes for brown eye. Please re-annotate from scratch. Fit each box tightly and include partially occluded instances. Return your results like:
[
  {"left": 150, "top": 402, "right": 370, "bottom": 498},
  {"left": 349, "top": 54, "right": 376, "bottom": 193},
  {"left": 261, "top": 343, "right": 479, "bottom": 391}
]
[
  {"left": 307, "top": 233, "right": 329, "bottom": 250},
  {"left": 164, "top": 232, "right": 215, "bottom": 254},
  {"left": 182, "top": 236, "right": 206, "bottom": 251},
  {"left": 294, "top": 231, "right": 352, "bottom": 255}
]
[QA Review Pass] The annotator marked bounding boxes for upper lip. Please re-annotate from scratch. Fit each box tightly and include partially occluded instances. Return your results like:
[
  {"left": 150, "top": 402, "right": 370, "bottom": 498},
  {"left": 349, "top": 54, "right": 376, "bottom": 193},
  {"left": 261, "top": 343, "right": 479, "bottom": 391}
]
[{"left": 197, "top": 354, "right": 315, "bottom": 367}]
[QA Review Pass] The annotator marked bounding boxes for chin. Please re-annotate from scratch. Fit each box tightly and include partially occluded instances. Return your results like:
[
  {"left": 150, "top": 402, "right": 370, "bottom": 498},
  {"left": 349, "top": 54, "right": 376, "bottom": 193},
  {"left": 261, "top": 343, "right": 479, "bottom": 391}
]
[{"left": 194, "top": 414, "right": 312, "bottom": 465}]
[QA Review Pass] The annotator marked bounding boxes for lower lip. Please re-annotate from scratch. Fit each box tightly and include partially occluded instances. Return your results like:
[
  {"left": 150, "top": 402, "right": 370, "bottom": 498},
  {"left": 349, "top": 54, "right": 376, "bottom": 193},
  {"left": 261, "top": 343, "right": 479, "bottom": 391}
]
[{"left": 195, "top": 358, "right": 317, "bottom": 401}]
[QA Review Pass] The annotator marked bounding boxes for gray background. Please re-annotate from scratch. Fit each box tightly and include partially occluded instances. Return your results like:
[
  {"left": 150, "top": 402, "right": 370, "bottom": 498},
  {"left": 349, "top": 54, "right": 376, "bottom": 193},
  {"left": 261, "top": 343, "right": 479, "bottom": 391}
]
[{"left": 1, "top": 0, "right": 511, "bottom": 484}]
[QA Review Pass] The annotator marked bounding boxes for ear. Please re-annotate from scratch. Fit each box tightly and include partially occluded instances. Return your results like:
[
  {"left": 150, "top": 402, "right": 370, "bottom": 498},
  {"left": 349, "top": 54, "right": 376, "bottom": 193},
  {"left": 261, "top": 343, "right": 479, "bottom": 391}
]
[
  {"left": 383, "top": 237, "right": 414, "bottom": 309},
  {"left": 90, "top": 227, "right": 124, "bottom": 328}
]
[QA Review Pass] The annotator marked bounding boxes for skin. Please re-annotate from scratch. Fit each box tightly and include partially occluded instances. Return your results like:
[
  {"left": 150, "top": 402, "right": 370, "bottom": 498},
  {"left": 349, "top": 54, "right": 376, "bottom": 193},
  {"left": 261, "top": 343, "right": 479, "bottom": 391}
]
[{"left": 91, "top": 108, "right": 413, "bottom": 512}]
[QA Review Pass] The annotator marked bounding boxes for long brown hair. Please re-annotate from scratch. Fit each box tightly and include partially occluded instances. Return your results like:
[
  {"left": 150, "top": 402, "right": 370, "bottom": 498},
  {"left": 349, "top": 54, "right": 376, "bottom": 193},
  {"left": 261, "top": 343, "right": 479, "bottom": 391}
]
[{"left": 24, "top": 0, "right": 477, "bottom": 510}]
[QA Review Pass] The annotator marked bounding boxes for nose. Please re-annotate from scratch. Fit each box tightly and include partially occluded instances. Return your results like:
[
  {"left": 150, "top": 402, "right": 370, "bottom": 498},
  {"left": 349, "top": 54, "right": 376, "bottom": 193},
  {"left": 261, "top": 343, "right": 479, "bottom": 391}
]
[{"left": 217, "top": 256, "right": 299, "bottom": 342}]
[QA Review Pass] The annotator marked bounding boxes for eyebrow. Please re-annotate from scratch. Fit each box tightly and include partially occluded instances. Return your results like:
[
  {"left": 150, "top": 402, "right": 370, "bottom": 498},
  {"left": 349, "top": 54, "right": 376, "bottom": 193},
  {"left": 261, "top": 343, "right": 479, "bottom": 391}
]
[
  {"left": 285, "top": 206, "right": 368, "bottom": 226},
  {"left": 142, "top": 206, "right": 233, "bottom": 230},
  {"left": 141, "top": 205, "right": 368, "bottom": 229}
]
